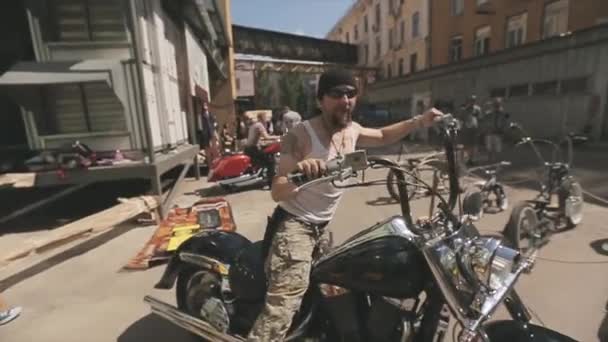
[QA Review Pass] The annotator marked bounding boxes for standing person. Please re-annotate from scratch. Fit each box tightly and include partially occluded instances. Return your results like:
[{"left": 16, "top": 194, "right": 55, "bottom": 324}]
[
  {"left": 246, "top": 68, "right": 444, "bottom": 341},
  {"left": 196, "top": 101, "right": 219, "bottom": 167},
  {"left": 481, "top": 97, "right": 510, "bottom": 163},
  {"left": 235, "top": 110, "right": 249, "bottom": 151},
  {"left": 0, "top": 295, "right": 21, "bottom": 326},
  {"left": 458, "top": 95, "right": 482, "bottom": 166},
  {"left": 281, "top": 106, "right": 302, "bottom": 133}
]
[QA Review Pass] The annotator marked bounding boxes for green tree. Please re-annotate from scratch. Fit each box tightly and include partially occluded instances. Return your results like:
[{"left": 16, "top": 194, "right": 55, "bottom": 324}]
[
  {"left": 255, "top": 70, "right": 273, "bottom": 108},
  {"left": 279, "top": 72, "right": 304, "bottom": 112}
]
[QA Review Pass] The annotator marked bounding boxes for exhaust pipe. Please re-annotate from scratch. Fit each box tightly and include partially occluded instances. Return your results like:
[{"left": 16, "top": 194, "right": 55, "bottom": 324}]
[
  {"left": 144, "top": 296, "right": 244, "bottom": 342},
  {"left": 218, "top": 169, "right": 264, "bottom": 187}
]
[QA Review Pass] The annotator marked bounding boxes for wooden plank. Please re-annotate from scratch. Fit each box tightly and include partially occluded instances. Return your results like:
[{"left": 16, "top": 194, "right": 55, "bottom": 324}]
[
  {"left": 0, "top": 173, "right": 36, "bottom": 188},
  {"left": 0, "top": 195, "right": 159, "bottom": 265}
]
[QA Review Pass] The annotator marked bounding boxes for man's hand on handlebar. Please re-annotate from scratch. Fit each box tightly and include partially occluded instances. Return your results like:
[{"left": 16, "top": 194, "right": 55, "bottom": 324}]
[
  {"left": 421, "top": 108, "right": 446, "bottom": 128},
  {"left": 296, "top": 158, "right": 327, "bottom": 180}
]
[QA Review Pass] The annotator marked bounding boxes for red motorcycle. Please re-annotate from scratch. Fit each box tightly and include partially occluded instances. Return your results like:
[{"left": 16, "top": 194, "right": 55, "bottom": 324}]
[{"left": 207, "top": 140, "right": 280, "bottom": 192}]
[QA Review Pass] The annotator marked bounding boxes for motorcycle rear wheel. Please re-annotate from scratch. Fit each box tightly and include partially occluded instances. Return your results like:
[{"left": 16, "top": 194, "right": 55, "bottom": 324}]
[{"left": 176, "top": 267, "right": 222, "bottom": 319}]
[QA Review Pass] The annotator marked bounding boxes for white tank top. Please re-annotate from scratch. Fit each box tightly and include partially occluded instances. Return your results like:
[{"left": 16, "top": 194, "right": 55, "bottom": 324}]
[{"left": 279, "top": 121, "right": 357, "bottom": 224}]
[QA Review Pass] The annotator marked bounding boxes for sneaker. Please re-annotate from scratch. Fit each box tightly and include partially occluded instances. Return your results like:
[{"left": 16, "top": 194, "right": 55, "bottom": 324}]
[{"left": 0, "top": 306, "right": 22, "bottom": 325}]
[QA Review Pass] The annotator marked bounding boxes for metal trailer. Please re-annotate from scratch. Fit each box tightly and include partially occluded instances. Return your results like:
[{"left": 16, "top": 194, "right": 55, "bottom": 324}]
[{"left": 0, "top": 0, "right": 230, "bottom": 220}]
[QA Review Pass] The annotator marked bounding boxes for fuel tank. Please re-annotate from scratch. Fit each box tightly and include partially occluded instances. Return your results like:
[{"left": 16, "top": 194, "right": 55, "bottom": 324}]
[
  {"left": 311, "top": 216, "right": 429, "bottom": 299},
  {"left": 208, "top": 154, "right": 252, "bottom": 181}
]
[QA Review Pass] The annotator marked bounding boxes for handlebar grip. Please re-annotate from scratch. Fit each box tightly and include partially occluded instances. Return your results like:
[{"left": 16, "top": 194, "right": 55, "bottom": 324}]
[{"left": 287, "top": 172, "right": 308, "bottom": 186}]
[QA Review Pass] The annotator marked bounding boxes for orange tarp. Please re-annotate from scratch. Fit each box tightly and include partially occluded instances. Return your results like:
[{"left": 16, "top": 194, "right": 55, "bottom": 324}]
[{"left": 123, "top": 197, "right": 236, "bottom": 270}]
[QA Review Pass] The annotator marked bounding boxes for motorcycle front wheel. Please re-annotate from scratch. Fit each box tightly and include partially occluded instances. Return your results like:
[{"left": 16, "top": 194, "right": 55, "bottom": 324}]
[
  {"left": 559, "top": 178, "right": 583, "bottom": 228},
  {"left": 503, "top": 202, "right": 539, "bottom": 253}
]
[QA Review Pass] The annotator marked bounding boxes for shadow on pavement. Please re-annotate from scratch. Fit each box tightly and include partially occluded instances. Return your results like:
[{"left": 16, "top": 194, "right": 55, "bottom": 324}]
[
  {"left": 118, "top": 313, "right": 198, "bottom": 342},
  {"left": 366, "top": 196, "right": 397, "bottom": 206},
  {"left": 590, "top": 238, "right": 608, "bottom": 257}
]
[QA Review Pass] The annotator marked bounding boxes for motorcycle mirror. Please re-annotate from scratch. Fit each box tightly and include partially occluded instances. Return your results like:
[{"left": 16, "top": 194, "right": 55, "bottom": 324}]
[{"left": 462, "top": 189, "right": 484, "bottom": 221}]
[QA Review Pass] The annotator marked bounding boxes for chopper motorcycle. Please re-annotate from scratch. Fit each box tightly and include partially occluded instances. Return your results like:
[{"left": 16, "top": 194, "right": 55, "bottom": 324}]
[
  {"left": 207, "top": 139, "right": 280, "bottom": 192},
  {"left": 503, "top": 123, "right": 587, "bottom": 253},
  {"left": 144, "top": 115, "right": 577, "bottom": 342}
]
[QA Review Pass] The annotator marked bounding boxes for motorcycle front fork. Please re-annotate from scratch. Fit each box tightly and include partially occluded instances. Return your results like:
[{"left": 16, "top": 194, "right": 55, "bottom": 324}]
[{"left": 503, "top": 290, "right": 533, "bottom": 324}]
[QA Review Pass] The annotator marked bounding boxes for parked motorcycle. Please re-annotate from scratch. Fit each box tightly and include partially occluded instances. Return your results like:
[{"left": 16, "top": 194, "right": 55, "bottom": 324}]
[
  {"left": 503, "top": 123, "right": 587, "bottom": 253},
  {"left": 207, "top": 140, "right": 280, "bottom": 192},
  {"left": 144, "top": 115, "right": 576, "bottom": 341}
]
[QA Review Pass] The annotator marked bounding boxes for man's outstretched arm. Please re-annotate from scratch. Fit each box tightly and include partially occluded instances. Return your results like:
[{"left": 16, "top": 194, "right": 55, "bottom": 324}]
[{"left": 356, "top": 108, "right": 444, "bottom": 147}]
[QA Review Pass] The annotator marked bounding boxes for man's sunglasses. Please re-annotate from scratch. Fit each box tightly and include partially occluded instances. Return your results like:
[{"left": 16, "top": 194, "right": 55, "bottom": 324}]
[{"left": 326, "top": 88, "right": 358, "bottom": 99}]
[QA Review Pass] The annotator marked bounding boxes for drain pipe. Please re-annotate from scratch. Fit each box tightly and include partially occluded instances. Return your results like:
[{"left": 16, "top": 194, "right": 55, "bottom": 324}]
[{"left": 127, "top": 0, "right": 155, "bottom": 163}]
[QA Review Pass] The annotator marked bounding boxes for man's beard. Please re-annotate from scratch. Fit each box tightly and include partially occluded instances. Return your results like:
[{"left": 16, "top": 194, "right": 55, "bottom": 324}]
[{"left": 329, "top": 109, "right": 352, "bottom": 129}]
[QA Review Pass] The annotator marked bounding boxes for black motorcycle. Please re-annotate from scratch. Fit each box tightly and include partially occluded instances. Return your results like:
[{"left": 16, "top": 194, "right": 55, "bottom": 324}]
[{"left": 144, "top": 115, "right": 576, "bottom": 342}]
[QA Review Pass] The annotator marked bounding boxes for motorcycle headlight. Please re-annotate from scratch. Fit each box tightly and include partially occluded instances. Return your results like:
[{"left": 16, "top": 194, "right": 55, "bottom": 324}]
[{"left": 465, "top": 237, "right": 521, "bottom": 291}]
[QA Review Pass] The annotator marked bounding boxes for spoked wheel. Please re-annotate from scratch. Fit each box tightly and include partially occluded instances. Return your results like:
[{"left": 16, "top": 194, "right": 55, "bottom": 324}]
[
  {"left": 494, "top": 185, "right": 509, "bottom": 212},
  {"left": 503, "top": 202, "right": 539, "bottom": 253},
  {"left": 559, "top": 178, "right": 584, "bottom": 228},
  {"left": 386, "top": 168, "right": 417, "bottom": 202},
  {"left": 437, "top": 171, "right": 451, "bottom": 196}
]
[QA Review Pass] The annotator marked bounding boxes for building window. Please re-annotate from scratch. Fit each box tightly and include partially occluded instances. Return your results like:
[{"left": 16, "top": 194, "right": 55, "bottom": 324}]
[
  {"left": 389, "top": 28, "right": 394, "bottom": 49},
  {"left": 410, "top": 53, "right": 417, "bottom": 73},
  {"left": 400, "top": 20, "right": 405, "bottom": 43},
  {"left": 374, "top": 3, "right": 381, "bottom": 31},
  {"left": 509, "top": 84, "right": 530, "bottom": 97},
  {"left": 543, "top": 0, "right": 569, "bottom": 39},
  {"left": 474, "top": 26, "right": 491, "bottom": 56},
  {"left": 489, "top": 87, "right": 507, "bottom": 98},
  {"left": 354, "top": 24, "right": 359, "bottom": 41},
  {"left": 399, "top": 58, "right": 404, "bottom": 76},
  {"left": 50, "top": 0, "right": 127, "bottom": 42},
  {"left": 375, "top": 36, "right": 381, "bottom": 59},
  {"left": 346, "top": 32, "right": 350, "bottom": 43},
  {"left": 450, "top": 35, "right": 463, "bottom": 62},
  {"left": 387, "top": 64, "right": 393, "bottom": 79},
  {"left": 532, "top": 80, "right": 559, "bottom": 96},
  {"left": 364, "top": 15, "right": 369, "bottom": 33},
  {"left": 561, "top": 76, "right": 588, "bottom": 94},
  {"left": 42, "top": 82, "right": 126, "bottom": 135},
  {"left": 363, "top": 44, "right": 369, "bottom": 64},
  {"left": 507, "top": 13, "right": 528, "bottom": 48},
  {"left": 451, "top": 0, "right": 464, "bottom": 16},
  {"left": 476, "top": 0, "right": 489, "bottom": 5},
  {"left": 412, "top": 12, "right": 420, "bottom": 38}
]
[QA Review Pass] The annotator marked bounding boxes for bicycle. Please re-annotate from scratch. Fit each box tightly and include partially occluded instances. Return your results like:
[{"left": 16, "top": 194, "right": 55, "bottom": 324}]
[
  {"left": 469, "top": 161, "right": 511, "bottom": 214},
  {"left": 385, "top": 142, "right": 449, "bottom": 202},
  {"left": 502, "top": 123, "right": 587, "bottom": 252}
]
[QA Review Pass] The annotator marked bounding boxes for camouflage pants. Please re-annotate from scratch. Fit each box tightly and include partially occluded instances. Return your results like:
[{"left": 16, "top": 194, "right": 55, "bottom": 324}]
[{"left": 246, "top": 217, "right": 330, "bottom": 342}]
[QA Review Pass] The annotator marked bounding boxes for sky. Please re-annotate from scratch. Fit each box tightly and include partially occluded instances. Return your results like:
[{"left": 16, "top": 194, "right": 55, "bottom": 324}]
[{"left": 231, "top": 0, "right": 355, "bottom": 39}]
